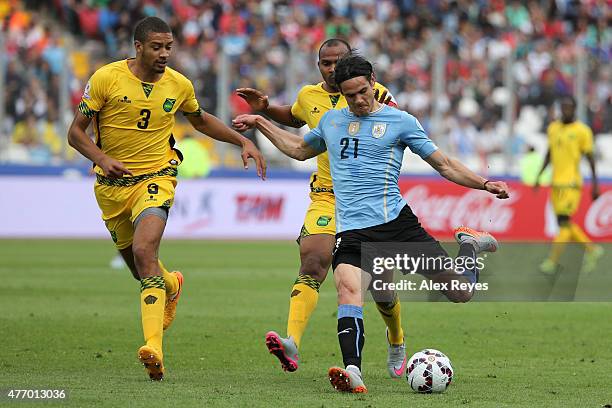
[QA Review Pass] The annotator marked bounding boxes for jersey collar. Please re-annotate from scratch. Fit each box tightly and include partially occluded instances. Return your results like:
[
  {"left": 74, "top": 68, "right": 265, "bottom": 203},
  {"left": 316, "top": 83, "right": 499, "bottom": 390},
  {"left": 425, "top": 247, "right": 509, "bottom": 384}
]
[
  {"left": 345, "top": 104, "right": 386, "bottom": 117},
  {"left": 124, "top": 58, "right": 167, "bottom": 84}
]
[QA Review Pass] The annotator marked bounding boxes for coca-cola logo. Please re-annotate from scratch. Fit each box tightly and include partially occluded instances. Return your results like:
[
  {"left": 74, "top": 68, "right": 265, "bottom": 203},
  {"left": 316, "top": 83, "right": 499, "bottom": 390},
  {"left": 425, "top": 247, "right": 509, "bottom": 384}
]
[
  {"left": 585, "top": 191, "right": 612, "bottom": 237},
  {"left": 402, "top": 185, "right": 517, "bottom": 232}
]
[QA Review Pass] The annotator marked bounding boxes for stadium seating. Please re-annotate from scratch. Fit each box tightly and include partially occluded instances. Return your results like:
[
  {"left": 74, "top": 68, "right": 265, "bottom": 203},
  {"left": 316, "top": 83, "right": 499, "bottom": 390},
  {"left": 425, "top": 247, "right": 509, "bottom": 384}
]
[{"left": 1, "top": 1, "right": 610, "bottom": 175}]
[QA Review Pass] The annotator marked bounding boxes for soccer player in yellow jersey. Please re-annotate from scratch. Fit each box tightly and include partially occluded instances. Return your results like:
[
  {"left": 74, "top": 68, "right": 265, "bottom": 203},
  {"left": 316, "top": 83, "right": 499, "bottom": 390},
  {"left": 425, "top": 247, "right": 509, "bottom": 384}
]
[
  {"left": 535, "top": 95, "right": 603, "bottom": 274},
  {"left": 67, "top": 17, "right": 266, "bottom": 381},
  {"left": 235, "top": 39, "right": 407, "bottom": 378}
]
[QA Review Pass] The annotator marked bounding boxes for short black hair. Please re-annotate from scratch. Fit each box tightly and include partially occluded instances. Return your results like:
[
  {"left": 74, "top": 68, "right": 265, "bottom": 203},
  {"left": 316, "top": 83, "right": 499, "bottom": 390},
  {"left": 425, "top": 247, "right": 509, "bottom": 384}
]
[
  {"left": 559, "top": 94, "right": 576, "bottom": 106},
  {"left": 333, "top": 54, "right": 374, "bottom": 88},
  {"left": 133, "top": 16, "right": 172, "bottom": 43},
  {"left": 318, "top": 38, "right": 351, "bottom": 59}
]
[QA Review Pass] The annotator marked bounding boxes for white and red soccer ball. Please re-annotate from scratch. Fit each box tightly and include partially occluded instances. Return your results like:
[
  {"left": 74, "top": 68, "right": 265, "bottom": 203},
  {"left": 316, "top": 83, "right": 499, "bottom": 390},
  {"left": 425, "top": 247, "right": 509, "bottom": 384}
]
[{"left": 406, "top": 349, "right": 453, "bottom": 393}]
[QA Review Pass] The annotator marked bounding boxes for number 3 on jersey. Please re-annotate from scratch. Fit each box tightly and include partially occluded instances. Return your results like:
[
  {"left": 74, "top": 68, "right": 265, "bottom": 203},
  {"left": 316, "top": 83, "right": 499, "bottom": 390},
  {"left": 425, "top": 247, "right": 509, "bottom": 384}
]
[
  {"left": 137, "top": 109, "right": 151, "bottom": 129},
  {"left": 340, "top": 137, "right": 359, "bottom": 159}
]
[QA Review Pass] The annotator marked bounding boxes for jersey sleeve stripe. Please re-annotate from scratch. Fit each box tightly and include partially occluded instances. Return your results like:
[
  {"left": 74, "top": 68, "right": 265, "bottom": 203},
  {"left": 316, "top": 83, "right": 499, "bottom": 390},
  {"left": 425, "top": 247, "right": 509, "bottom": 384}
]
[{"left": 78, "top": 101, "right": 97, "bottom": 118}]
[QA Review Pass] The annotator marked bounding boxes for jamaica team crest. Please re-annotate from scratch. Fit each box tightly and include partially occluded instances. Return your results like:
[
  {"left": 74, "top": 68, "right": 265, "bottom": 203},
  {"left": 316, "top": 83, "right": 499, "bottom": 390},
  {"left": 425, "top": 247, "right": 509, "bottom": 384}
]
[
  {"left": 163, "top": 98, "right": 176, "bottom": 112},
  {"left": 316, "top": 216, "right": 332, "bottom": 226}
]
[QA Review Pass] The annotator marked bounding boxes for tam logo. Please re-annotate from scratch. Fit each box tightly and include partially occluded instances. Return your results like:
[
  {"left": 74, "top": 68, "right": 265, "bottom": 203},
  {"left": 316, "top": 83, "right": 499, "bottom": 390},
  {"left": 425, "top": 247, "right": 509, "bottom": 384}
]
[{"left": 236, "top": 194, "right": 284, "bottom": 221}]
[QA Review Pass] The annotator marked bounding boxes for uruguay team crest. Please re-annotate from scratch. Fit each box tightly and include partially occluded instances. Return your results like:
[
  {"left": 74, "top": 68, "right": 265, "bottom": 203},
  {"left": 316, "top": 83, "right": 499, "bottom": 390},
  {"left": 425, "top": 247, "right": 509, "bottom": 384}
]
[
  {"left": 163, "top": 98, "right": 176, "bottom": 112},
  {"left": 348, "top": 121, "right": 360, "bottom": 136},
  {"left": 372, "top": 122, "right": 387, "bottom": 138}
]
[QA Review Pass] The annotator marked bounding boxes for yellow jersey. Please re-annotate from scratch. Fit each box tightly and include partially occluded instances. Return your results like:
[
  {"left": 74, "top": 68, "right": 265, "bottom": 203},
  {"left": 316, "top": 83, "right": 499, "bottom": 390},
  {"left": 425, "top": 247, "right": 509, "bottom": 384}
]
[
  {"left": 290, "top": 81, "right": 392, "bottom": 193},
  {"left": 78, "top": 59, "right": 201, "bottom": 176},
  {"left": 547, "top": 120, "right": 593, "bottom": 187}
]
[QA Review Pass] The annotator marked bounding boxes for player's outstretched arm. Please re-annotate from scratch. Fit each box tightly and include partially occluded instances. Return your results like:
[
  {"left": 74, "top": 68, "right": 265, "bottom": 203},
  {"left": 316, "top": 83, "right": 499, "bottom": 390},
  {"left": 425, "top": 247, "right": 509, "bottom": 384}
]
[
  {"left": 424, "top": 150, "right": 509, "bottom": 199},
  {"left": 235, "top": 88, "right": 306, "bottom": 128},
  {"left": 67, "top": 112, "right": 133, "bottom": 178},
  {"left": 187, "top": 111, "right": 266, "bottom": 180},
  {"left": 534, "top": 148, "right": 550, "bottom": 188},
  {"left": 233, "top": 114, "right": 320, "bottom": 161}
]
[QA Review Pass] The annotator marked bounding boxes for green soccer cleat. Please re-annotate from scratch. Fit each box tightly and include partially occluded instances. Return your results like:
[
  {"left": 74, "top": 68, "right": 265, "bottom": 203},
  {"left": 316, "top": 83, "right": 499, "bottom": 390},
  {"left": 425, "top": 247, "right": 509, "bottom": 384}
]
[
  {"left": 539, "top": 258, "right": 557, "bottom": 275},
  {"left": 581, "top": 245, "right": 604, "bottom": 275}
]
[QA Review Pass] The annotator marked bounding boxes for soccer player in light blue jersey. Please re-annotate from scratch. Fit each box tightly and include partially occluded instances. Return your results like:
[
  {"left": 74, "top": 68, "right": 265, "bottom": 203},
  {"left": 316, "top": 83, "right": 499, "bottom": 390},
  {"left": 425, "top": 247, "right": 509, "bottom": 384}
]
[{"left": 233, "top": 55, "right": 509, "bottom": 394}]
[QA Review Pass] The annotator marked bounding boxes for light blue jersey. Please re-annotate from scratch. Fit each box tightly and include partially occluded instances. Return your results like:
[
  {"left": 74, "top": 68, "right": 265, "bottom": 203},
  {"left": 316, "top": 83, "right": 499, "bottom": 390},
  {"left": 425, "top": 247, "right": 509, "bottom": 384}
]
[{"left": 304, "top": 105, "right": 437, "bottom": 233}]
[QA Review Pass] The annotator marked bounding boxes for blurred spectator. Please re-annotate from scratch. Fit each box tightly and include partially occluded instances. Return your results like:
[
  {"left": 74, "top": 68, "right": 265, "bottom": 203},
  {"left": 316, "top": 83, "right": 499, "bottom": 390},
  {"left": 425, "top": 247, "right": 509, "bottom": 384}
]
[
  {"left": 177, "top": 133, "right": 212, "bottom": 179},
  {"left": 42, "top": 105, "right": 66, "bottom": 159},
  {"left": 11, "top": 114, "right": 51, "bottom": 164},
  {"left": 449, "top": 116, "right": 478, "bottom": 159},
  {"left": 1, "top": 0, "right": 610, "bottom": 171},
  {"left": 520, "top": 144, "right": 551, "bottom": 186},
  {"left": 475, "top": 118, "right": 504, "bottom": 174}
]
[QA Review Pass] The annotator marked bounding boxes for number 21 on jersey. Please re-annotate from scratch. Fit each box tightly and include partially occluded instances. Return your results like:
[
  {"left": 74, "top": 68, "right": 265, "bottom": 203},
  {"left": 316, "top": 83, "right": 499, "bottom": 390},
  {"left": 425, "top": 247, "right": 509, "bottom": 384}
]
[{"left": 340, "top": 137, "right": 359, "bottom": 159}]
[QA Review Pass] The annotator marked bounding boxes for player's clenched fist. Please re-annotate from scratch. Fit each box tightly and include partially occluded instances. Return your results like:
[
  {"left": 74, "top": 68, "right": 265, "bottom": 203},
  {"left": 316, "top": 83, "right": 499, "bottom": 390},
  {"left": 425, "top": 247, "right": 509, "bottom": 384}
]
[{"left": 484, "top": 181, "right": 510, "bottom": 199}]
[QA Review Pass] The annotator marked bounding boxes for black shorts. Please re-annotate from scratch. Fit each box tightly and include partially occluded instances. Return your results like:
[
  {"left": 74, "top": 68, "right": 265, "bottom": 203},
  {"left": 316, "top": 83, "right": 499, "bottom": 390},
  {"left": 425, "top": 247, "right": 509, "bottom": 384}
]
[{"left": 332, "top": 205, "right": 448, "bottom": 273}]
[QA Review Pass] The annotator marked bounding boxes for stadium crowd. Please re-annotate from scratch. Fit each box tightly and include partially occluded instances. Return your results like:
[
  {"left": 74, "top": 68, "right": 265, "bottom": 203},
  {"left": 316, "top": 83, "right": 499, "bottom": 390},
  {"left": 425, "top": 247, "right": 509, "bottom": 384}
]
[{"left": 1, "top": 0, "right": 610, "bottom": 167}]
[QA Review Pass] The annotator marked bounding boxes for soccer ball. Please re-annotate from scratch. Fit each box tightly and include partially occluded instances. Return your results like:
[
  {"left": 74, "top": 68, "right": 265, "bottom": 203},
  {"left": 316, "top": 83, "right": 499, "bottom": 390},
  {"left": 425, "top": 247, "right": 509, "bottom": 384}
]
[{"left": 406, "top": 349, "right": 453, "bottom": 393}]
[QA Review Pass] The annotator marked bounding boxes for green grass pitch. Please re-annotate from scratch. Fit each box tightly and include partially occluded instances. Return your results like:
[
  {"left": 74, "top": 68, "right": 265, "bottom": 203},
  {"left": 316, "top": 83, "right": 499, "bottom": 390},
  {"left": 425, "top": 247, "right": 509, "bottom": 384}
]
[{"left": 1, "top": 239, "right": 611, "bottom": 407}]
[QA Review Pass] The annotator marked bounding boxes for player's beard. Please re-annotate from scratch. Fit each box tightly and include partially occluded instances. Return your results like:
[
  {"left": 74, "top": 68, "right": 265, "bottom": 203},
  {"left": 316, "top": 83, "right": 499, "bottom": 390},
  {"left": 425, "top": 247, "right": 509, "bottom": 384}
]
[
  {"left": 325, "top": 75, "right": 339, "bottom": 92},
  {"left": 328, "top": 84, "right": 339, "bottom": 92},
  {"left": 561, "top": 115, "right": 574, "bottom": 124},
  {"left": 153, "top": 61, "right": 167, "bottom": 73}
]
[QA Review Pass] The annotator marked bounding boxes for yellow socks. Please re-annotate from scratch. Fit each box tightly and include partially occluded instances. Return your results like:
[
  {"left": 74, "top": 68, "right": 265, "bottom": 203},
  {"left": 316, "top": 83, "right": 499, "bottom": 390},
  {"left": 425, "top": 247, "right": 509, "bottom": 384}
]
[
  {"left": 376, "top": 294, "right": 404, "bottom": 345},
  {"left": 286, "top": 275, "right": 320, "bottom": 348},
  {"left": 158, "top": 260, "right": 179, "bottom": 296},
  {"left": 568, "top": 222, "right": 594, "bottom": 251},
  {"left": 549, "top": 225, "right": 572, "bottom": 263},
  {"left": 140, "top": 276, "right": 166, "bottom": 354}
]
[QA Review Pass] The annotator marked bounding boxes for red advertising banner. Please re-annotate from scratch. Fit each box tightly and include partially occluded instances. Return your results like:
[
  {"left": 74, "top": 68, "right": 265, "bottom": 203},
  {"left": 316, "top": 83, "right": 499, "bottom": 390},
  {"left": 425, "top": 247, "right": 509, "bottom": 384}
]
[
  {"left": 0, "top": 176, "right": 609, "bottom": 241},
  {"left": 399, "top": 178, "right": 612, "bottom": 241}
]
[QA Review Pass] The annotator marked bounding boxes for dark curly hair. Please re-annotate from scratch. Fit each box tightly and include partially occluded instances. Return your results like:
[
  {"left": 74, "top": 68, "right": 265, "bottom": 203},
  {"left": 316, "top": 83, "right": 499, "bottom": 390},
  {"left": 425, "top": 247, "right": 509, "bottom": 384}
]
[
  {"left": 133, "top": 16, "right": 171, "bottom": 43},
  {"left": 333, "top": 54, "right": 374, "bottom": 89}
]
